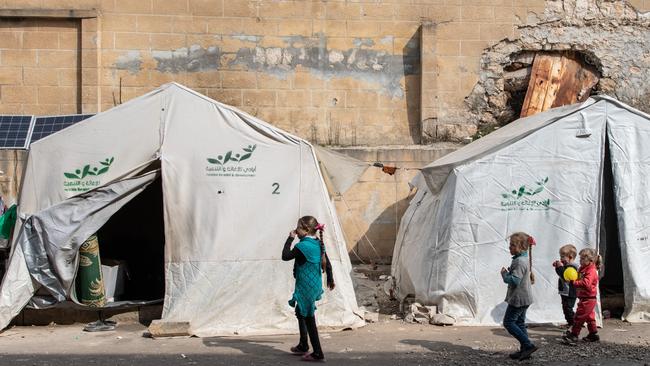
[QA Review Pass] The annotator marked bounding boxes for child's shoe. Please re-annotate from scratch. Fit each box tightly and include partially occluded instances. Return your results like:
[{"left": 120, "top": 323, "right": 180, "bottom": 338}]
[
  {"left": 301, "top": 352, "right": 325, "bottom": 362},
  {"left": 291, "top": 345, "right": 309, "bottom": 355},
  {"left": 518, "top": 345, "right": 538, "bottom": 361},
  {"left": 582, "top": 332, "right": 600, "bottom": 342},
  {"left": 562, "top": 333, "right": 579, "bottom": 345},
  {"left": 508, "top": 350, "right": 521, "bottom": 360}
]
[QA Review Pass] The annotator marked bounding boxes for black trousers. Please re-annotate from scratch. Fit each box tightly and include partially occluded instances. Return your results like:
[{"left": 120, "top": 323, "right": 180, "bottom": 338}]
[
  {"left": 296, "top": 310, "right": 323, "bottom": 358},
  {"left": 561, "top": 295, "right": 577, "bottom": 326}
]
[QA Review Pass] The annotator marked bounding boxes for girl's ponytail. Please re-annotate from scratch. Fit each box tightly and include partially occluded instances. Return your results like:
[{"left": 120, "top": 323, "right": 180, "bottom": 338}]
[
  {"left": 316, "top": 223, "right": 327, "bottom": 273},
  {"left": 595, "top": 254, "right": 603, "bottom": 271},
  {"left": 509, "top": 232, "right": 536, "bottom": 284},
  {"left": 527, "top": 235, "right": 536, "bottom": 285}
]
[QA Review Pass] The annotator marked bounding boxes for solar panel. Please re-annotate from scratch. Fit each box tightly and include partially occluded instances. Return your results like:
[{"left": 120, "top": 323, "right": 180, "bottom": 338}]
[
  {"left": 0, "top": 115, "right": 34, "bottom": 149},
  {"left": 29, "top": 114, "right": 94, "bottom": 144}
]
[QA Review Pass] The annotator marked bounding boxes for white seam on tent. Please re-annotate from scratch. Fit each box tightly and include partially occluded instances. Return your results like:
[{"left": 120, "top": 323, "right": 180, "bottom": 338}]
[
  {"left": 597, "top": 101, "right": 608, "bottom": 254},
  {"left": 158, "top": 90, "right": 167, "bottom": 157}
]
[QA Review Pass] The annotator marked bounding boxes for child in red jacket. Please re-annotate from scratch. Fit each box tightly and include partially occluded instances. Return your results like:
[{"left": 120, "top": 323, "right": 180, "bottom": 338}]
[{"left": 562, "top": 248, "right": 602, "bottom": 344}]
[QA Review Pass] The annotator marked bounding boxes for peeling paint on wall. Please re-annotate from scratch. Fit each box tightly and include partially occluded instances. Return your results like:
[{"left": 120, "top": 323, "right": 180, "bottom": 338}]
[
  {"left": 114, "top": 34, "right": 419, "bottom": 98},
  {"left": 153, "top": 45, "right": 221, "bottom": 73},
  {"left": 231, "top": 33, "right": 261, "bottom": 43},
  {"left": 353, "top": 38, "right": 375, "bottom": 47},
  {"left": 115, "top": 51, "right": 142, "bottom": 75},
  {"left": 379, "top": 36, "right": 394, "bottom": 45},
  {"left": 231, "top": 35, "right": 419, "bottom": 97}
]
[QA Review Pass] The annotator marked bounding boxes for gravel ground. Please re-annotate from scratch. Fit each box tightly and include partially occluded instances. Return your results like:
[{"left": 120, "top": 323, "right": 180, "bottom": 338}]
[
  {"left": 0, "top": 319, "right": 648, "bottom": 365},
  {"left": 0, "top": 264, "right": 648, "bottom": 365}
]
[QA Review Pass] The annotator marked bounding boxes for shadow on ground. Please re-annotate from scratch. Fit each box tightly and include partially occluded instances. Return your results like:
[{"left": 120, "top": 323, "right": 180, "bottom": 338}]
[{"left": 2, "top": 336, "right": 647, "bottom": 366}]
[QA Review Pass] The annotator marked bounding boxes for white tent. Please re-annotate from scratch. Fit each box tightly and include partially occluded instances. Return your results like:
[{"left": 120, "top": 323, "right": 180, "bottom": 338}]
[
  {"left": 392, "top": 96, "right": 650, "bottom": 325},
  {"left": 0, "top": 83, "right": 364, "bottom": 335}
]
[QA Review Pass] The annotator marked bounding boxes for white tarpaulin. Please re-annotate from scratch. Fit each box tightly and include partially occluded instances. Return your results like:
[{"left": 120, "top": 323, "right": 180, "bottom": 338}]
[
  {"left": 313, "top": 146, "right": 370, "bottom": 196},
  {"left": 392, "top": 96, "right": 650, "bottom": 325},
  {"left": 0, "top": 83, "right": 364, "bottom": 335}
]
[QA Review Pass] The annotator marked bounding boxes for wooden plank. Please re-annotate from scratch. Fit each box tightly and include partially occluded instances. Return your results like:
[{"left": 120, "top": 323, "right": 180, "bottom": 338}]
[
  {"left": 520, "top": 52, "right": 599, "bottom": 118},
  {"left": 552, "top": 56, "right": 582, "bottom": 107},
  {"left": 552, "top": 55, "right": 599, "bottom": 107},
  {"left": 520, "top": 53, "right": 555, "bottom": 117},
  {"left": 540, "top": 55, "right": 564, "bottom": 111},
  {"left": 0, "top": 9, "right": 97, "bottom": 19}
]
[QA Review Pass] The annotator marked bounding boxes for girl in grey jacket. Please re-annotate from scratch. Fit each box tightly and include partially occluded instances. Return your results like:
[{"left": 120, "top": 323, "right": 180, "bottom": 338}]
[{"left": 500, "top": 232, "right": 538, "bottom": 361}]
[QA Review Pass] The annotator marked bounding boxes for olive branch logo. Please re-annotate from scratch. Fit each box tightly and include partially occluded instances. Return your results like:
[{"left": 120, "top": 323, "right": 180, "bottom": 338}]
[
  {"left": 207, "top": 144, "right": 256, "bottom": 165},
  {"left": 64, "top": 157, "right": 114, "bottom": 180},
  {"left": 502, "top": 177, "right": 548, "bottom": 199}
]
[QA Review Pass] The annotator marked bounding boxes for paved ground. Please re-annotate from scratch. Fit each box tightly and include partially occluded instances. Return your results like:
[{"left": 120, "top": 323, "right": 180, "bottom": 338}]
[{"left": 0, "top": 318, "right": 648, "bottom": 365}]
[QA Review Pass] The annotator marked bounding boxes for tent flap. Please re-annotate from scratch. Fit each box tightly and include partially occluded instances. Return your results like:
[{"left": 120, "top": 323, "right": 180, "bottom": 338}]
[
  {"left": 606, "top": 105, "right": 650, "bottom": 322},
  {"left": 313, "top": 146, "right": 370, "bottom": 196},
  {"left": 0, "top": 170, "right": 159, "bottom": 328}
]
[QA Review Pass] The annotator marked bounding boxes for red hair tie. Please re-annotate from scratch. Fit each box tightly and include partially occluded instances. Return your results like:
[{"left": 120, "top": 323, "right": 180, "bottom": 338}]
[
  {"left": 315, "top": 223, "right": 325, "bottom": 231},
  {"left": 528, "top": 236, "right": 536, "bottom": 246}
]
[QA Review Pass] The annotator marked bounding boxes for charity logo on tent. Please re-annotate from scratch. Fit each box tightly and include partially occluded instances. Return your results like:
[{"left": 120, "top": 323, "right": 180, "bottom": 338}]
[
  {"left": 63, "top": 157, "right": 115, "bottom": 193},
  {"left": 206, "top": 144, "right": 258, "bottom": 177},
  {"left": 500, "top": 177, "right": 551, "bottom": 211}
]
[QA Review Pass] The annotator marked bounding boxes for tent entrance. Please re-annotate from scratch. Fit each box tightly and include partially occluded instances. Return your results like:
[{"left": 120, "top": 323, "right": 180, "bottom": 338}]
[
  {"left": 93, "top": 175, "right": 165, "bottom": 303},
  {"left": 599, "top": 136, "right": 625, "bottom": 318}
]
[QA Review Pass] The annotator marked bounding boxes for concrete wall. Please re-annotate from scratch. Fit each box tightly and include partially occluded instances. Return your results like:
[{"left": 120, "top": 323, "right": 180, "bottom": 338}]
[
  {"left": 3, "top": 1, "right": 650, "bottom": 142},
  {"left": 3, "top": 1, "right": 650, "bottom": 261},
  {"left": 1, "top": 0, "right": 555, "bottom": 145},
  {"left": 0, "top": 17, "right": 81, "bottom": 115},
  {"left": 333, "top": 144, "right": 459, "bottom": 263}
]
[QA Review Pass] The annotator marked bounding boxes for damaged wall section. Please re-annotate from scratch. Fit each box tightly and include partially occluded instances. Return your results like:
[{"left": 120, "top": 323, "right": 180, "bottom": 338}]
[
  {"left": 110, "top": 33, "right": 421, "bottom": 147},
  {"left": 116, "top": 36, "right": 420, "bottom": 99},
  {"left": 467, "top": 0, "right": 650, "bottom": 129}
]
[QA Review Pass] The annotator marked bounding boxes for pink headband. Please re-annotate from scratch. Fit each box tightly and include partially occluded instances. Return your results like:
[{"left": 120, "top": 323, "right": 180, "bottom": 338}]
[{"left": 315, "top": 223, "right": 325, "bottom": 231}]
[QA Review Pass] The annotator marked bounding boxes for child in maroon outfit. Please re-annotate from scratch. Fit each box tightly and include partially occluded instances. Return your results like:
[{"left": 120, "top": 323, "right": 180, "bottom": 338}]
[{"left": 562, "top": 248, "right": 602, "bottom": 344}]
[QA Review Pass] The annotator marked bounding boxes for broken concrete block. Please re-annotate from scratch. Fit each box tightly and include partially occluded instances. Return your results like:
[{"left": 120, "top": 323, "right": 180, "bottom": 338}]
[
  {"left": 430, "top": 313, "right": 456, "bottom": 326},
  {"left": 425, "top": 305, "right": 437, "bottom": 316},
  {"left": 405, "top": 302, "right": 431, "bottom": 324},
  {"left": 403, "top": 313, "right": 415, "bottom": 323},
  {"left": 148, "top": 320, "right": 191, "bottom": 338}
]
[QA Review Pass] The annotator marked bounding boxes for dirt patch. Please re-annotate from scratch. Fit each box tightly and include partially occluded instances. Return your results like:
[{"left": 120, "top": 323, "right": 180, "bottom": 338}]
[{"left": 352, "top": 264, "right": 400, "bottom": 317}]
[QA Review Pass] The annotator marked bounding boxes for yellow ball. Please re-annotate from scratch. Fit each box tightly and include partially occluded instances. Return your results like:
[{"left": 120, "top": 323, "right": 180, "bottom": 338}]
[{"left": 563, "top": 267, "right": 578, "bottom": 281}]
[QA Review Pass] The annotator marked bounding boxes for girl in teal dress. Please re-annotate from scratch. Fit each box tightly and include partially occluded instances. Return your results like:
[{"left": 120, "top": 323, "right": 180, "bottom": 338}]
[{"left": 282, "top": 216, "right": 335, "bottom": 362}]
